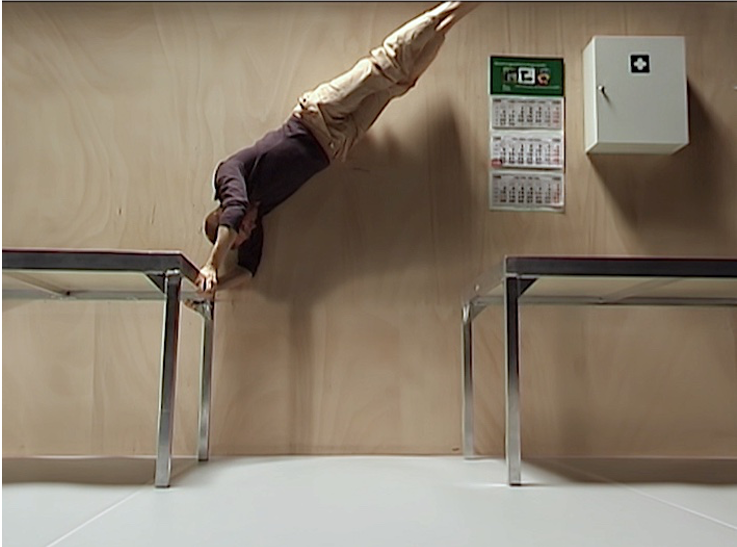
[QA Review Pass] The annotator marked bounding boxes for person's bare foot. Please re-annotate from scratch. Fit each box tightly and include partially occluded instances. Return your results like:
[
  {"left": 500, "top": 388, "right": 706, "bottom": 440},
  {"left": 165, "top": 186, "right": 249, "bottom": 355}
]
[{"left": 435, "top": 2, "right": 481, "bottom": 33}]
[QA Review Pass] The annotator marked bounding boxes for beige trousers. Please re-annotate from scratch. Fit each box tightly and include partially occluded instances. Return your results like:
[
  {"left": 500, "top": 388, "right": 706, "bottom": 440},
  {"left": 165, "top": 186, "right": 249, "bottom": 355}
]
[{"left": 293, "top": 2, "right": 468, "bottom": 162}]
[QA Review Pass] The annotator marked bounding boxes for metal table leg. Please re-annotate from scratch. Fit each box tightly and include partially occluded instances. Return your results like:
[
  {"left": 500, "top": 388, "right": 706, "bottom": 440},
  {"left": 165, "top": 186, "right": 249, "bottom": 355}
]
[
  {"left": 198, "top": 300, "right": 215, "bottom": 462},
  {"left": 155, "top": 270, "right": 182, "bottom": 488},
  {"left": 462, "top": 302, "right": 475, "bottom": 458},
  {"left": 504, "top": 276, "right": 534, "bottom": 486}
]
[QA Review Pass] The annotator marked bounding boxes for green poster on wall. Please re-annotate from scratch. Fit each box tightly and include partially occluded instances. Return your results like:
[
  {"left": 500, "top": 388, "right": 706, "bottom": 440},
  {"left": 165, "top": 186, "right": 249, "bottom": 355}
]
[{"left": 490, "top": 57, "right": 564, "bottom": 97}]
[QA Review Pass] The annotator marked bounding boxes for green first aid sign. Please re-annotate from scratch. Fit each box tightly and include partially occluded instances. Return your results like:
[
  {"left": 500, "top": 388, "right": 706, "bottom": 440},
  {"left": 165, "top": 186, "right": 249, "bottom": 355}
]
[{"left": 490, "top": 57, "right": 564, "bottom": 97}]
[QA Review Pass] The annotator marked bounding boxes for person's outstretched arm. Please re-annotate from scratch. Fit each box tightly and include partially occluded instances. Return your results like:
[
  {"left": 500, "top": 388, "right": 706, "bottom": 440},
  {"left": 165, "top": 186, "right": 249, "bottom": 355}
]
[
  {"left": 197, "top": 225, "right": 238, "bottom": 297},
  {"left": 197, "top": 202, "right": 259, "bottom": 297}
]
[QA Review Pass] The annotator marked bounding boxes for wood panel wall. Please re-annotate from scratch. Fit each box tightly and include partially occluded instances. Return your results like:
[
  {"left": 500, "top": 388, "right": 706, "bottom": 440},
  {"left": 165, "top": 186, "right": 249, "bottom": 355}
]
[{"left": 3, "top": 2, "right": 736, "bottom": 458}]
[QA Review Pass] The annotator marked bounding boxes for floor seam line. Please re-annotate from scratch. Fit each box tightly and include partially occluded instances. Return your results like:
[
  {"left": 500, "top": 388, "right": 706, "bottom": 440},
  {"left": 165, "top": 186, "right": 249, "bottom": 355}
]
[{"left": 44, "top": 487, "right": 146, "bottom": 547}]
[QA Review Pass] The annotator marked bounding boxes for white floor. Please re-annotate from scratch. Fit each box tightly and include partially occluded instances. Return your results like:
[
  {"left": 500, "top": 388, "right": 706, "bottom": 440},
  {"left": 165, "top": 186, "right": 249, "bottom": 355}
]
[{"left": 3, "top": 456, "right": 737, "bottom": 547}]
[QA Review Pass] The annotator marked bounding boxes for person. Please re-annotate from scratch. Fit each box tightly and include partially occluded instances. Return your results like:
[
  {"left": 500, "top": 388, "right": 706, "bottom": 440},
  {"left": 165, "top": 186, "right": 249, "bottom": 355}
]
[{"left": 197, "top": 2, "right": 478, "bottom": 297}]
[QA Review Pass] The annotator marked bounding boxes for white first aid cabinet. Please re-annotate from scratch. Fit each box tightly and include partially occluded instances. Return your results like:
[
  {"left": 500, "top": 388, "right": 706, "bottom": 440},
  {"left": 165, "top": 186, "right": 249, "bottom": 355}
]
[{"left": 583, "top": 36, "right": 689, "bottom": 154}]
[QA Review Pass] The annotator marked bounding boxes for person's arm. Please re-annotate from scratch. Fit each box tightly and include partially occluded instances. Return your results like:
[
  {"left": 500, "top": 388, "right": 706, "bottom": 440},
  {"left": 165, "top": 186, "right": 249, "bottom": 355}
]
[
  {"left": 197, "top": 224, "right": 239, "bottom": 297},
  {"left": 215, "top": 159, "right": 249, "bottom": 235},
  {"left": 198, "top": 155, "right": 253, "bottom": 296}
]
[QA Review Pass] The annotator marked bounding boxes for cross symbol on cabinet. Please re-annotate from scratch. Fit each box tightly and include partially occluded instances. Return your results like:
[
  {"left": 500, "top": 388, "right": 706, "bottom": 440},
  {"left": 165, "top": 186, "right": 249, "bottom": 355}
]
[{"left": 630, "top": 54, "right": 650, "bottom": 74}]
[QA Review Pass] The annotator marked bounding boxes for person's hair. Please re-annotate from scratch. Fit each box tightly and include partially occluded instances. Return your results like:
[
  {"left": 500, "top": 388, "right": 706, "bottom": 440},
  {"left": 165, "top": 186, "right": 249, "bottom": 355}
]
[{"left": 204, "top": 207, "right": 222, "bottom": 244}]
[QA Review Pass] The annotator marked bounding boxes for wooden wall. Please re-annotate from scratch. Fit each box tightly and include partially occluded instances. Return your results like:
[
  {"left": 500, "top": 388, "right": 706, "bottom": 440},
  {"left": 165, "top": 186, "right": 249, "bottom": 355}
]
[{"left": 3, "top": 2, "right": 736, "bottom": 458}]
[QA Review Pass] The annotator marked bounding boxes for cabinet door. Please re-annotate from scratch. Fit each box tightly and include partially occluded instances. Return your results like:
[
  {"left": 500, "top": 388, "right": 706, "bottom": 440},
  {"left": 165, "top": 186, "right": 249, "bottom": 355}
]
[{"left": 594, "top": 37, "right": 688, "bottom": 152}]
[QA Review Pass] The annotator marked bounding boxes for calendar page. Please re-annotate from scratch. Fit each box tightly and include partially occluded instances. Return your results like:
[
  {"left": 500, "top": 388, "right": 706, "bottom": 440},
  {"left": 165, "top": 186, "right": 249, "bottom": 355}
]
[{"left": 489, "top": 57, "right": 565, "bottom": 212}]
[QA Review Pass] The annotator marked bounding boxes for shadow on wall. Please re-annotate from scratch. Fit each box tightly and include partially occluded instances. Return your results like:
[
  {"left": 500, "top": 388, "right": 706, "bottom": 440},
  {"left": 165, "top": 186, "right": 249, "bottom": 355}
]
[
  {"left": 216, "top": 103, "right": 479, "bottom": 453},
  {"left": 1, "top": 457, "right": 198, "bottom": 486},
  {"left": 255, "top": 102, "right": 477, "bottom": 306},
  {"left": 531, "top": 457, "right": 737, "bottom": 485},
  {"left": 589, "top": 83, "right": 737, "bottom": 256}
]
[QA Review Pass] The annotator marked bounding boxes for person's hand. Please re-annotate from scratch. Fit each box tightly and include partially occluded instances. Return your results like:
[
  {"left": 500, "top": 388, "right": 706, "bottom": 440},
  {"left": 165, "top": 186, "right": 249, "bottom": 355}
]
[{"left": 196, "top": 264, "right": 218, "bottom": 298}]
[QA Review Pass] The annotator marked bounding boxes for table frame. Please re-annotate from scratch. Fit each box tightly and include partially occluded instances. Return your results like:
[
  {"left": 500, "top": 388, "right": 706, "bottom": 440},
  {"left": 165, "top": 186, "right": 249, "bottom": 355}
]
[
  {"left": 461, "top": 256, "right": 737, "bottom": 485},
  {"left": 2, "top": 248, "right": 214, "bottom": 488}
]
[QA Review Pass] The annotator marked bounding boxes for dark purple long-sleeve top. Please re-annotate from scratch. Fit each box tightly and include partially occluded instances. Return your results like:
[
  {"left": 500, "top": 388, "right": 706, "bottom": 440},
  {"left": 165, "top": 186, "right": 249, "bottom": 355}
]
[{"left": 213, "top": 115, "right": 330, "bottom": 275}]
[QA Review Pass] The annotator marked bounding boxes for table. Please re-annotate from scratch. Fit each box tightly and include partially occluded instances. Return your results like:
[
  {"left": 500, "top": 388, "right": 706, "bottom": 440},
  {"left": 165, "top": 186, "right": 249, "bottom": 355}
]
[
  {"left": 2, "top": 248, "right": 214, "bottom": 488},
  {"left": 461, "top": 256, "right": 737, "bottom": 485}
]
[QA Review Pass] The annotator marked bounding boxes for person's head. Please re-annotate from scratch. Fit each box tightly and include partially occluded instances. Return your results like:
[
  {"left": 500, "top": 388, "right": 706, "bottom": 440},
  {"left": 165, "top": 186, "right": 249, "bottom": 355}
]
[{"left": 204, "top": 207, "right": 222, "bottom": 245}]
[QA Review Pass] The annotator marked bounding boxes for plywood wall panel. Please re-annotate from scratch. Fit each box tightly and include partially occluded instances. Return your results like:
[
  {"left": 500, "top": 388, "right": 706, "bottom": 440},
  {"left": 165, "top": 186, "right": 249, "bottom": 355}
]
[{"left": 3, "top": 2, "right": 736, "bottom": 459}]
